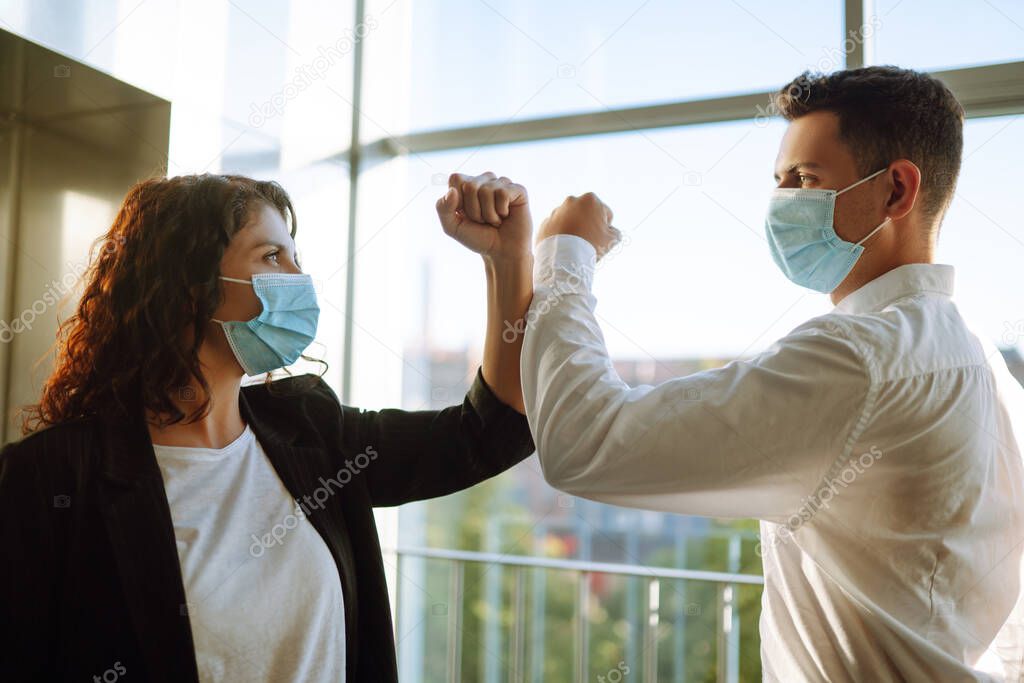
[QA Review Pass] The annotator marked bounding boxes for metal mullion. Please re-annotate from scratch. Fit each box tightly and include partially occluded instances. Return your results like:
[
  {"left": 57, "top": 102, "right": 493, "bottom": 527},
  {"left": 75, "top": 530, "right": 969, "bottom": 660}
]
[
  {"left": 844, "top": 0, "right": 866, "bottom": 69},
  {"left": 575, "top": 570, "right": 590, "bottom": 683},
  {"left": 340, "top": 0, "right": 365, "bottom": 403},
  {"left": 448, "top": 559, "right": 464, "bottom": 683},
  {"left": 510, "top": 565, "right": 526, "bottom": 683},
  {"left": 642, "top": 576, "right": 660, "bottom": 683},
  {"left": 356, "top": 61, "right": 1024, "bottom": 161},
  {"left": 364, "top": 91, "right": 768, "bottom": 158}
]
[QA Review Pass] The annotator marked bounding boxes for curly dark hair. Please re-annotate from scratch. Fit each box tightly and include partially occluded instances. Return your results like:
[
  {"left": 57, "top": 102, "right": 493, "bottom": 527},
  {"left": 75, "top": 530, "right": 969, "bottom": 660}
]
[
  {"left": 18, "top": 173, "right": 326, "bottom": 435},
  {"left": 773, "top": 65, "right": 965, "bottom": 225}
]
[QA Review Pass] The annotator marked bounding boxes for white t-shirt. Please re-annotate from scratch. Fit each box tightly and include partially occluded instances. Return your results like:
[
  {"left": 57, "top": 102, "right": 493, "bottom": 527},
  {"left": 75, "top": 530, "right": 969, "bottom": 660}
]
[{"left": 153, "top": 423, "right": 346, "bottom": 682}]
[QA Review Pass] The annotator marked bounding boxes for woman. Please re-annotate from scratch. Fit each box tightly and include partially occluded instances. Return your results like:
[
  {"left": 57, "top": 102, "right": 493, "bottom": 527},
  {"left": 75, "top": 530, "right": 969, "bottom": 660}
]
[{"left": 0, "top": 172, "right": 536, "bottom": 682}]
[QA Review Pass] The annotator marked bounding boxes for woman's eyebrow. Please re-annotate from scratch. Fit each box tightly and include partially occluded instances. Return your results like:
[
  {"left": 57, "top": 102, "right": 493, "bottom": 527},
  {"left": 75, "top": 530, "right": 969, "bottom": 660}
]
[{"left": 252, "top": 241, "right": 296, "bottom": 258}]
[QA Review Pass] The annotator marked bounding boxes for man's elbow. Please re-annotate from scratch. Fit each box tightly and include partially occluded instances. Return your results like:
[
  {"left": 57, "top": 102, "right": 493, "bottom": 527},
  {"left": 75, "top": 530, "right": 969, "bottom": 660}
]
[{"left": 533, "top": 429, "right": 594, "bottom": 495}]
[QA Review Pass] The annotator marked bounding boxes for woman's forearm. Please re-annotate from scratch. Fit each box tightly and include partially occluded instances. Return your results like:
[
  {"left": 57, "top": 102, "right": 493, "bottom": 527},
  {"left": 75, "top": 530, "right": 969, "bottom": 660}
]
[{"left": 481, "top": 253, "right": 534, "bottom": 414}]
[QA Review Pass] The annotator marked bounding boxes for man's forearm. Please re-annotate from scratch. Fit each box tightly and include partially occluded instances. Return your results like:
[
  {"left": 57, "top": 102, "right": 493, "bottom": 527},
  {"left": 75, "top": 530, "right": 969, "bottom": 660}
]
[{"left": 481, "top": 253, "right": 534, "bottom": 414}]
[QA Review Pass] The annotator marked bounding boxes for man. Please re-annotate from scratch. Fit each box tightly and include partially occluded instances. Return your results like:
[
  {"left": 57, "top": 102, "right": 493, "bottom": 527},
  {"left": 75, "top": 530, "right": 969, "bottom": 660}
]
[{"left": 517, "top": 66, "right": 1024, "bottom": 680}]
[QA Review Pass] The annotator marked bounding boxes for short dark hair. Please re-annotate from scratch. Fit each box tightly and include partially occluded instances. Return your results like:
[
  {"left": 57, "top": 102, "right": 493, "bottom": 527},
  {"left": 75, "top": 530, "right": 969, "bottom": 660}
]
[{"left": 774, "top": 65, "right": 965, "bottom": 225}]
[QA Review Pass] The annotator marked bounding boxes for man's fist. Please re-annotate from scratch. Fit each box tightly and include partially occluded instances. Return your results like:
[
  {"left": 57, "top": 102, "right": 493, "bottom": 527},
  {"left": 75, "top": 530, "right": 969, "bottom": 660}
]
[
  {"left": 436, "top": 172, "right": 532, "bottom": 261},
  {"left": 536, "top": 193, "right": 621, "bottom": 260}
]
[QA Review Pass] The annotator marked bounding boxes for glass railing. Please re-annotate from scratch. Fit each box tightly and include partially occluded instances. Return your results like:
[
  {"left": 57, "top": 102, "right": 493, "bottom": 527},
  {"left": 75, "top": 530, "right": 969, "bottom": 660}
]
[{"left": 390, "top": 543, "right": 765, "bottom": 683}]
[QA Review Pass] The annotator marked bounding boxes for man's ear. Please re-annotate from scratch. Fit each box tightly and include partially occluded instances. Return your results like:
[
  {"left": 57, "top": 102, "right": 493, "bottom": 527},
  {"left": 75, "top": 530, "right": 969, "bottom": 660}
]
[{"left": 886, "top": 159, "right": 922, "bottom": 222}]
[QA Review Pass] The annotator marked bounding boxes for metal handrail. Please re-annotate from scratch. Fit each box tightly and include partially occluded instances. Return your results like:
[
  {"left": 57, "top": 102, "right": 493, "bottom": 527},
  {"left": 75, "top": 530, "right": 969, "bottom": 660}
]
[{"left": 387, "top": 545, "right": 764, "bottom": 585}]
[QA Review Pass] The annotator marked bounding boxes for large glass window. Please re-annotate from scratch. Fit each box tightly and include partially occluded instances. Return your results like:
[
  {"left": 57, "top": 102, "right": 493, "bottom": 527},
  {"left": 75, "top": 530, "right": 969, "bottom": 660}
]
[
  {"left": 870, "top": 0, "right": 1024, "bottom": 71},
  {"left": 360, "top": 0, "right": 843, "bottom": 136}
]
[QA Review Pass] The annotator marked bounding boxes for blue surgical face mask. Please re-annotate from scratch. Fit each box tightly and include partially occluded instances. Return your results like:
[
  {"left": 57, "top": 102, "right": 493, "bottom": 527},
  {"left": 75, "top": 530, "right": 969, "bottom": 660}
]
[
  {"left": 765, "top": 167, "right": 890, "bottom": 293},
  {"left": 211, "top": 272, "right": 320, "bottom": 376}
]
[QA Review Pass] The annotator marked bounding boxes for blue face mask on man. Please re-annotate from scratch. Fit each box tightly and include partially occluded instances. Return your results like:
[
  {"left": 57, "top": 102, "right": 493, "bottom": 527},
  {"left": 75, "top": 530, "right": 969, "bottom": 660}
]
[
  {"left": 765, "top": 167, "right": 890, "bottom": 293},
  {"left": 211, "top": 272, "right": 319, "bottom": 376}
]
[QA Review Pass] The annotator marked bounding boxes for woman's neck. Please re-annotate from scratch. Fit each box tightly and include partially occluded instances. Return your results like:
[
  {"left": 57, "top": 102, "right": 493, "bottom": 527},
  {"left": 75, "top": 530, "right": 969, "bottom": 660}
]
[{"left": 146, "top": 357, "right": 245, "bottom": 449}]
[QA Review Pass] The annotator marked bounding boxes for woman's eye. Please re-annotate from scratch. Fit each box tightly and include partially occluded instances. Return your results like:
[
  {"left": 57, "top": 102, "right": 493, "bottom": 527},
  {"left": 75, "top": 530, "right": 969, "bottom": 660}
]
[{"left": 264, "top": 251, "right": 280, "bottom": 263}]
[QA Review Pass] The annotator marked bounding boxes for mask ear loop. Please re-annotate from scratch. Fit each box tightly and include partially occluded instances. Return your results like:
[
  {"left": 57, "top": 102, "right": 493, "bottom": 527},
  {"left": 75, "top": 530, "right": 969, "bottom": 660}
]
[
  {"left": 836, "top": 167, "right": 891, "bottom": 247},
  {"left": 835, "top": 167, "right": 888, "bottom": 197},
  {"left": 855, "top": 217, "right": 890, "bottom": 246},
  {"left": 211, "top": 275, "right": 254, "bottom": 323}
]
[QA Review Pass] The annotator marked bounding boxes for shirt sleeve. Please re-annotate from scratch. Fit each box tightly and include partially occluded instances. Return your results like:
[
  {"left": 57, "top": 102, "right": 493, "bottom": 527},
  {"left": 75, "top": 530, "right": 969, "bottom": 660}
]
[
  {"left": 319, "top": 368, "right": 535, "bottom": 508},
  {"left": 520, "top": 234, "right": 873, "bottom": 523}
]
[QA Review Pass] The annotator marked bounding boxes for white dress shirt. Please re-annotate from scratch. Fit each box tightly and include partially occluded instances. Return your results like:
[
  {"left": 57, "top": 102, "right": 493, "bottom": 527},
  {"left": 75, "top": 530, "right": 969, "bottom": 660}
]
[
  {"left": 153, "top": 423, "right": 346, "bottom": 682},
  {"left": 521, "top": 234, "right": 1024, "bottom": 682}
]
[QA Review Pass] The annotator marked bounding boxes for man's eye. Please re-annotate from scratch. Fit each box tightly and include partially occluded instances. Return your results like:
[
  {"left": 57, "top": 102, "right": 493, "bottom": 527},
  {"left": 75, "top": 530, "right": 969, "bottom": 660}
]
[{"left": 264, "top": 251, "right": 280, "bottom": 263}]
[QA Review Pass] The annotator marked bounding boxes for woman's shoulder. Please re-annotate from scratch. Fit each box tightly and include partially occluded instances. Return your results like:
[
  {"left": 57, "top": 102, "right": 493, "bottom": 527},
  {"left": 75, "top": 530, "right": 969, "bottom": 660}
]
[
  {"left": 0, "top": 416, "right": 99, "bottom": 489},
  {"left": 242, "top": 373, "right": 344, "bottom": 433},
  {"left": 2, "top": 416, "right": 98, "bottom": 456},
  {"left": 243, "top": 373, "right": 339, "bottom": 408}
]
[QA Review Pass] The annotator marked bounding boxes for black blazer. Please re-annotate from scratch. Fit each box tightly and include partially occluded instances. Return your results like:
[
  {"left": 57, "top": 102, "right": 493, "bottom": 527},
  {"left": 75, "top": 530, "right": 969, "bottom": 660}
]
[{"left": 0, "top": 369, "right": 535, "bottom": 682}]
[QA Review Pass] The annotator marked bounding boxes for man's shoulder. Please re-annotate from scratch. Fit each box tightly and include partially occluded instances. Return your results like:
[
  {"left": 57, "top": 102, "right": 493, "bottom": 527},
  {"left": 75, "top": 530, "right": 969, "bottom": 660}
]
[
  {"left": 811, "top": 296, "right": 987, "bottom": 382},
  {"left": 774, "top": 313, "right": 872, "bottom": 362}
]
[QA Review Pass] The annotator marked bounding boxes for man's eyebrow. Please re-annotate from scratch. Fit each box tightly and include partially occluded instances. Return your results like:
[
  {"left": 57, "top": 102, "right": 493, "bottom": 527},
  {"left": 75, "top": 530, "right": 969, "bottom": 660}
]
[{"left": 773, "top": 161, "right": 823, "bottom": 182}]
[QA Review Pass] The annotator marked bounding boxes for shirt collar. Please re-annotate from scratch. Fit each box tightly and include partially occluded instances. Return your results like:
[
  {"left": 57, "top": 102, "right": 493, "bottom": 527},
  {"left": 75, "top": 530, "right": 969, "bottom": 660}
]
[{"left": 833, "top": 263, "right": 955, "bottom": 315}]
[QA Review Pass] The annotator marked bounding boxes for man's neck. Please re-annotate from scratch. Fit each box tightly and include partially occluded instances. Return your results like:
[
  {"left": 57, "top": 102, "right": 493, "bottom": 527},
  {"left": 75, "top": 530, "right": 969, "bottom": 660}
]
[{"left": 831, "top": 245, "right": 935, "bottom": 306}]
